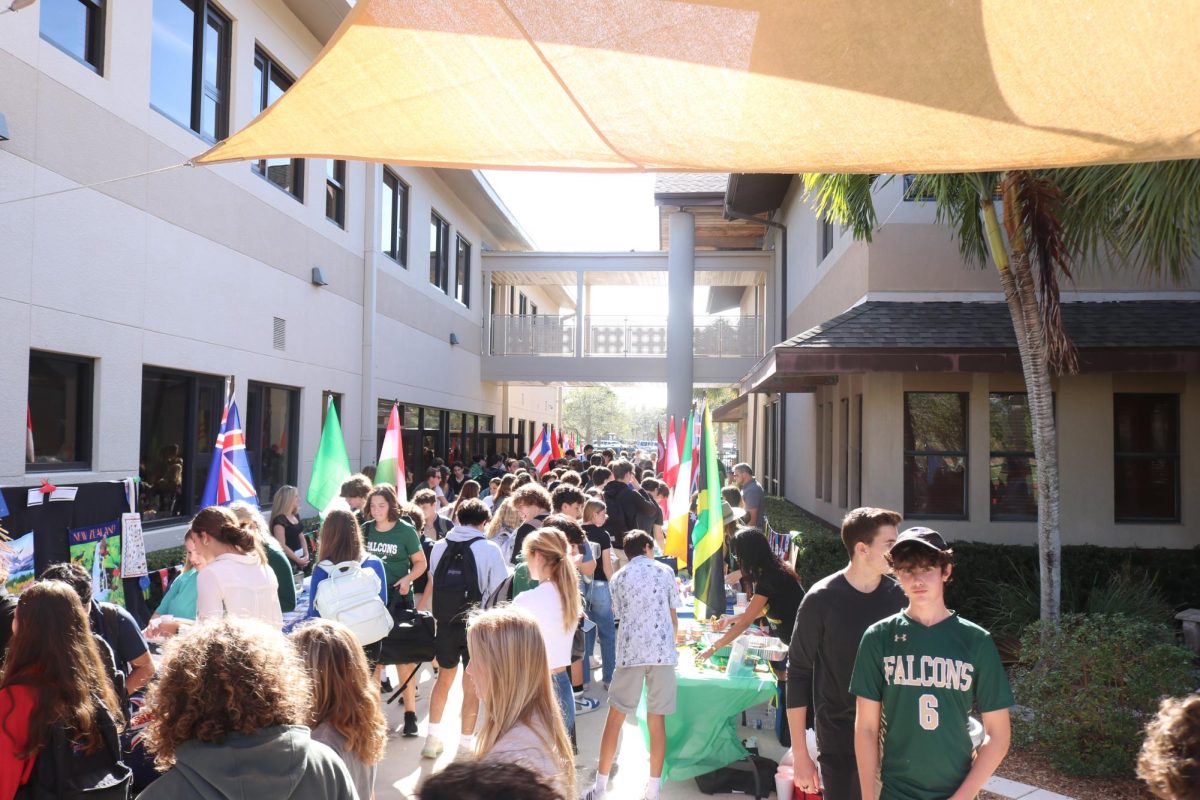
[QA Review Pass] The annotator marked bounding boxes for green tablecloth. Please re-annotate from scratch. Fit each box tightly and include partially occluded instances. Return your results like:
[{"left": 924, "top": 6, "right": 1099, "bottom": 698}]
[{"left": 637, "top": 649, "right": 777, "bottom": 781}]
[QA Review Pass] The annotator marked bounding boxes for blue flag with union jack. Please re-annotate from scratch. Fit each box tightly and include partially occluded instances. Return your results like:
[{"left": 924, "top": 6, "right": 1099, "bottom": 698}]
[{"left": 200, "top": 400, "right": 257, "bottom": 507}]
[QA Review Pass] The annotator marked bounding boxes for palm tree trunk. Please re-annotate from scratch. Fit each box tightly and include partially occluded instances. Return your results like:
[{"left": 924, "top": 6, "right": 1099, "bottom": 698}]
[{"left": 980, "top": 197, "right": 1062, "bottom": 624}]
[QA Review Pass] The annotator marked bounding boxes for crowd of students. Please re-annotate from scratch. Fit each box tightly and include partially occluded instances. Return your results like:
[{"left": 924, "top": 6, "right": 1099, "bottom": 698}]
[{"left": 0, "top": 443, "right": 1197, "bottom": 800}]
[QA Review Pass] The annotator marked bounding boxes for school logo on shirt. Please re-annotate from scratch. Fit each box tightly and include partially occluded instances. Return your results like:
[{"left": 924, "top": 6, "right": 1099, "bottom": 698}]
[
  {"left": 882, "top": 655, "right": 974, "bottom": 691},
  {"left": 368, "top": 540, "right": 399, "bottom": 557}
]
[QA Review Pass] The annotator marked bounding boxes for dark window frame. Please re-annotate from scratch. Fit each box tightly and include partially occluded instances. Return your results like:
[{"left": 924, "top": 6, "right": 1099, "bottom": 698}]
[
  {"left": 455, "top": 234, "right": 472, "bottom": 307},
  {"left": 839, "top": 397, "right": 849, "bottom": 508},
  {"left": 853, "top": 394, "right": 863, "bottom": 507},
  {"left": 251, "top": 48, "right": 304, "bottom": 201},
  {"left": 1114, "top": 393, "right": 1181, "bottom": 524},
  {"left": 429, "top": 212, "right": 451, "bottom": 293},
  {"left": 325, "top": 160, "right": 346, "bottom": 227},
  {"left": 903, "top": 391, "right": 969, "bottom": 520},
  {"left": 820, "top": 218, "right": 835, "bottom": 261},
  {"left": 139, "top": 366, "right": 224, "bottom": 526},
  {"left": 381, "top": 169, "right": 409, "bottom": 266},
  {"left": 989, "top": 392, "right": 1040, "bottom": 522},
  {"left": 150, "top": 0, "right": 231, "bottom": 143},
  {"left": 245, "top": 380, "right": 301, "bottom": 507},
  {"left": 40, "top": 0, "right": 106, "bottom": 73},
  {"left": 26, "top": 350, "right": 94, "bottom": 472}
]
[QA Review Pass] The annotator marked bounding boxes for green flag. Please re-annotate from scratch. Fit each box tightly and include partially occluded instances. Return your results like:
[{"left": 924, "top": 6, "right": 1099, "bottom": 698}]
[
  {"left": 307, "top": 398, "right": 351, "bottom": 515},
  {"left": 692, "top": 404, "right": 725, "bottom": 619}
]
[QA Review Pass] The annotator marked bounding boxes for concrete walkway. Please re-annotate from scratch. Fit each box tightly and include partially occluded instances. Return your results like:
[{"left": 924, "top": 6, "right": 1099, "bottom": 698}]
[{"left": 374, "top": 664, "right": 1073, "bottom": 800}]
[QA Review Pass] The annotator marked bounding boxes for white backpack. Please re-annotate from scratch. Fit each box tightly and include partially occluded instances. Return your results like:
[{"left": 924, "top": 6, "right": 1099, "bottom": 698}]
[{"left": 313, "top": 560, "right": 393, "bottom": 645}]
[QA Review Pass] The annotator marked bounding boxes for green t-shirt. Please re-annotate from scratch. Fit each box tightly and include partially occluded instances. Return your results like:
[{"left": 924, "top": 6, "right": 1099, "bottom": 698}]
[
  {"left": 363, "top": 519, "right": 422, "bottom": 587},
  {"left": 849, "top": 611, "right": 1014, "bottom": 800}
]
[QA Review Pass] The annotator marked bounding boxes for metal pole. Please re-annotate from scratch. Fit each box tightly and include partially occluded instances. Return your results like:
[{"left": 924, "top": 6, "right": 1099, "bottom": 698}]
[{"left": 666, "top": 211, "right": 696, "bottom": 422}]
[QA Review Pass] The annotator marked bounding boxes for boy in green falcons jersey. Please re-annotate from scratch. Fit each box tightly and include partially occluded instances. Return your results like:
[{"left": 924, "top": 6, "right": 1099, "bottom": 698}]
[{"left": 849, "top": 527, "right": 1013, "bottom": 800}]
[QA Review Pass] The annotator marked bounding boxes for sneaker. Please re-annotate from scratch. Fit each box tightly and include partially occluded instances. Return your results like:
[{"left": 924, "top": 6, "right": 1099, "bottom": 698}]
[
  {"left": 579, "top": 785, "right": 605, "bottom": 800},
  {"left": 401, "top": 712, "right": 418, "bottom": 737},
  {"left": 381, "top": 678, "right": 394, "bottom": 694},
  {"left": 421, "top": 736, "right": 443, "bottom": 759},
  {"left": 575, "top": 695, "right": 601, "bottom": 715}
]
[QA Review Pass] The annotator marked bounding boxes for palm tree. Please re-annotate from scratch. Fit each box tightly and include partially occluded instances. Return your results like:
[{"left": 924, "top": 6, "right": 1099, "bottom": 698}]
[{"left": 804, "top": 163, "right": 1200, "bottom": 623}]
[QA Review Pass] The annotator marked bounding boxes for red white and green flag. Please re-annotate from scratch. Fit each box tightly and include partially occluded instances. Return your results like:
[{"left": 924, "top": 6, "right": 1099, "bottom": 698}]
[
  {"left": 375, "top": 403, "right": 407, "bottom": 502},
  {"left": 663, "top": 415, "right": 679, "bottom": 488},
  {"left": 664, "top": 409, "right": 694, "bottom": 562}
]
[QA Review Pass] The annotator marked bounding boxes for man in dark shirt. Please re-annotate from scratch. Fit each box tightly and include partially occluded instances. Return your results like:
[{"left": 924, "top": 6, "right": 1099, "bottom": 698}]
[
  {"left": 786, "top": 507, "right": 906, "bottom": 800},
  {"left": 601, "top": 460, "right": 658, "bottom": 551}
]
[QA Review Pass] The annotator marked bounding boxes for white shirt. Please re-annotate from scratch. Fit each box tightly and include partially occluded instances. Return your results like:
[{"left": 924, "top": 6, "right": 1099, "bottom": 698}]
[
  {"left": 514, "top": 582, "right": 575, "bottom": 669},
  {"left": 610, "top": 555, "right": 680, "bottom": 667},
  {"left": 196, "top": 552, "right": 283, "bottom": 626}
]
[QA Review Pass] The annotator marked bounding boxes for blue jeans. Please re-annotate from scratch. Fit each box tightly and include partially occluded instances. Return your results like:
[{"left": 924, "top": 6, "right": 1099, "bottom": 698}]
[
  {"left": 553, "top": 668, "right": 576, "bottom": 737},
  {"left": 586, "top": 580, "right": 616, "bottom": 685}
]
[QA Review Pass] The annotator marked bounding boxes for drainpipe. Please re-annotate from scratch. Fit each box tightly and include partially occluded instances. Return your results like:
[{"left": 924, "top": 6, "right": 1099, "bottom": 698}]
[{"left": 726, "top": 207, "right": 787, "bottom": 495}]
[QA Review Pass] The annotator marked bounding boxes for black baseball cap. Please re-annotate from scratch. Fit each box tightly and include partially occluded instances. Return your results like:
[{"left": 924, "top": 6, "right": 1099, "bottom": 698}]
[{"left": 890, "top": 526, "right": 949, "bottom": 553}]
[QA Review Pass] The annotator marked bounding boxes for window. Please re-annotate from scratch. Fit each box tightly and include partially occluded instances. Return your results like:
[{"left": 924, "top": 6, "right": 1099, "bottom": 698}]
[
  {"left": 839, "top": 398, "right": 849, "bottom": 508},
  {"left": 990, "top": 393, "right": 1038, "bottom": 521},
  {"left": 325, "top": 160, "right": 346, "bottom": 227},
  {"left": 139, "top": 368, "right": 223, "bottom": 523},
  {"left": 820, "top": 218, "right": 835, "bottom": 261},
  {"left": 381, "top": 169, "right": 409, "bottom": 265},
  {"left": 150, "top": 0, "right": 230, "bottom": 142},
  {"left": 246, "top": 382, "right": 300, "bottom": 505},
  {"left": 1114, "top": 394, "right": 1180, "bottom": 522},
  {"left": 455, "top": 234, "right": 472, "bottom": 307},
  {"left": 321, "top": 390, "right": 342, "bottom": 427},
  {"left": 252, "top": 49, "right": 304, "bottom": 200},
  {"left": 519, "top": 293, "right": 528, "bottom": 315},
  {"left": 903, "top": 392, "right": 968, "bottom": 519},
  {"left": 27, "top": 351, "right": 93, "bottom": 471},
  {"left": 40, "top": 0, "right": 105, "bottom": 72},
  {"left": 429, "top": 213, "right": 450, "bottom": 292},
  {"left": 530, "top": 302, "right": 539, "bottom": 316}
]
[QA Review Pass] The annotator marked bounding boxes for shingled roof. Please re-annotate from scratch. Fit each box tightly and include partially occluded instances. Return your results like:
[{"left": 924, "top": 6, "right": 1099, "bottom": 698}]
[
  {"left": 780, "top": 301, "right": 1200, "bottom": 350},
  {"left": 652, "top": 172, "right": 729, "bottom": 198},
  {"left": 744, "top": 301, "right": 1200, "bottom": 393}
]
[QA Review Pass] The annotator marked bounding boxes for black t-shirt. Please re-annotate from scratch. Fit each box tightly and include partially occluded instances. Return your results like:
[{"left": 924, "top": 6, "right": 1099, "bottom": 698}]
[
  {"left": 411, "top": 535, "right": 436, "bottom": 595},
  {"left": 509, "top": 513, "right": 549, "bottom": 565},
  {"left": 272, "top": 515, "right": 305, "bottom": 553},
  {"left": 583, "top": 524, "right": 614, "bottom": 582},
  {"left": 752, "top": 568, "right": 806, "bottom": 644}
]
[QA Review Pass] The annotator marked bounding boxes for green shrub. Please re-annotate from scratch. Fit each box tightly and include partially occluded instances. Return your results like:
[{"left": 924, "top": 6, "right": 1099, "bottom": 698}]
[
  {"left": 146, "top": 546, "right": 185, "bottom": 572},
  {"left": 1013, "top": 614, "right": 1198, "bottom": 777}
]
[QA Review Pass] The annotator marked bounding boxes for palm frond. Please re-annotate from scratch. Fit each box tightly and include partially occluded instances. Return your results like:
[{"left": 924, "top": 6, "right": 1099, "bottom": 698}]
[
  {"left": 1048, "top": 160, "right": 1200, "bottom": 283},
  {"left": 907, "top": 173, "right": 999, "bottom": 268},
  {"left": 1004, "top": 171, "right": 1079, "bottom": 374},
  {"left": 800, "top": 174, "right": 879, "bottom": 241}
]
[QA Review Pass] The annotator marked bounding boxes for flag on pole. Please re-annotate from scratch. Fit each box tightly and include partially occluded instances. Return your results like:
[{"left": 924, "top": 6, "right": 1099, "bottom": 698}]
[
  {"left": 25, "top": 406, "right": 35, "bottom": 464},
  {"left": 550, "top": 425, "right": 564, "bottom": 461},
  {"left": 689, "top": 403, "right": 704, "bottom": 493},
  {"left": 656, "top": 423, "right": 666, "bottom": 469},
  {"left": 664, "top": 411, "right": 695, "bottom": 562},
  {"left": 530, "top": 425, "right": 552, "bottom": 474},
  {"left": 692, "top": 404, "right": 725, "bottom": 618},
  {"left": 376, "top": 403, "right": 407, "bottom": 501},
  {"left": 307, "top": 396, "right": 352, "bottom": 516},
  {"left": 663, "top": 415, "right": 680, "bottom": 488},
  {"left": 200, "top": 399, "right": 257, "bottom": 507}
]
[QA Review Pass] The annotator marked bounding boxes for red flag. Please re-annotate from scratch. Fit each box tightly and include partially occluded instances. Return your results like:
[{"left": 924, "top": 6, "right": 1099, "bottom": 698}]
[
  {"left": 531, "top": 426, "right": 552, "bottom": 474},
  {"left": 663, "top": 415, "right": 680, "bottom": 488},
  {"left": 656, "top": 423, "right": 666, "bottom": 469},
  {"left": 550, "top": 425, "right": 564, "bottom": 461}
]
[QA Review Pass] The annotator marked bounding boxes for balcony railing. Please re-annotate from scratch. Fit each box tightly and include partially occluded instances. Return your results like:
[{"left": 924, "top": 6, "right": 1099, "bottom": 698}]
[{"left": 489, "top": 315, "right": 762, "bottom": 358}]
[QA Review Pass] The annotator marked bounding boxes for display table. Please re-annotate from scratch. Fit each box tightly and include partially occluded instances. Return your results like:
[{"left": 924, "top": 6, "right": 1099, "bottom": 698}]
[{"left": 637, "top": 647, "right": 776, "bottom": 781}]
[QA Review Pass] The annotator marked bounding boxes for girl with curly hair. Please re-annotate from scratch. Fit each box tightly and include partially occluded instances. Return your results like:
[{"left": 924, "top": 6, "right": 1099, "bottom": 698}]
[
  {"left": 466, "top": 606, "right": 574, "bottom": 798},
  {"left": 0, "top": 580, "right": 127, "bottom": 799},
  {"left": 139, "top": 617, "right": 355, "bottom": 800},
  {"left": 291, "top": 619, "right": 387, "bottom": 800}
]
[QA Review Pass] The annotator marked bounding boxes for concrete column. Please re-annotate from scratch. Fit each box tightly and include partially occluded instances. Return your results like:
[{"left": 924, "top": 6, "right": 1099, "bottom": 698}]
[
  {"left": 575, "top": 269, "right": 584, "bottom": 357},
  {"left": 667, "top": 211, "right": 695, "bottom": 424},
  {"left": 482, "top": 270, "right": 493, "bottom": 355}
]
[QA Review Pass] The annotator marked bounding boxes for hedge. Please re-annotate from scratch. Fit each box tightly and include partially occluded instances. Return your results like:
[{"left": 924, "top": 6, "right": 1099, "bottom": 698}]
[{"left": 766, "top": 496, "right": 1200, "bottom": 633}]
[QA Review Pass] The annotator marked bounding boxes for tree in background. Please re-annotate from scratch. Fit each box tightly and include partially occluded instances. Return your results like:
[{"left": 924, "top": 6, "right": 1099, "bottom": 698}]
[
  {"left": 562, "top": 387, "right": 626, "bottom": 445},
  {"left": 804, "top": 162, "right": 1200, "bottom": 623}
]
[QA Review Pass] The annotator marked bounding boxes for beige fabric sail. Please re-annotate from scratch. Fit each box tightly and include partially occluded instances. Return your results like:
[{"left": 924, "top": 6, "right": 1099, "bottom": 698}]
[{"left": 196, "top": 0, "right": 1200, "bottom": 172}]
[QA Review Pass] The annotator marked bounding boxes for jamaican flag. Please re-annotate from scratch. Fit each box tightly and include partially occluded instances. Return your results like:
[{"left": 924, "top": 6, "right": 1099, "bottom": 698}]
[{"left": 692, "top": 404, "right": 725, "bottom": 618}]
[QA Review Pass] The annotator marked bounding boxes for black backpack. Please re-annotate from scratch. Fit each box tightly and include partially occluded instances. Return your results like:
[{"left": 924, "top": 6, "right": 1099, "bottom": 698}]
[
  {"left": 693, "top": 754, "right": 777, "bottom": 798},
  {"left": 431, "top": 537, "right": 483, "bottom": 624},
  {"left": 16, "top": 697, "right": 132, "bottom": 800}
]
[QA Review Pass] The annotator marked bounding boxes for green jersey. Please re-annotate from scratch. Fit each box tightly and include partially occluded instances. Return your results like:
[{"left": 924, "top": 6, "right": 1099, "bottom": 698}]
[
  {"left": 849, "top": 612, "right": 1014, "bottom": 800},
  {"left": 362, "top": 519, "right": 422, "bottom": 587}
]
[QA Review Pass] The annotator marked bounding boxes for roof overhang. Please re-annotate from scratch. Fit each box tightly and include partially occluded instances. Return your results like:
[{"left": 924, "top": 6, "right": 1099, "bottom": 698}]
[
  {"left": 725, "top": 174, "right": 794, "bottom": 216},
  {"left": 712, "top": 393, "right": 748, "bottom": 422},
  {"left": 434, "top": 170, "right": 536, "bottom": 251}
]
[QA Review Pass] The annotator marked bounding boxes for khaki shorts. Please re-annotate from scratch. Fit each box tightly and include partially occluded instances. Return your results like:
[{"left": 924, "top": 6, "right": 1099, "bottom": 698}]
[{"left": 608, "top": 665, "right": 677, "bottom": 716}]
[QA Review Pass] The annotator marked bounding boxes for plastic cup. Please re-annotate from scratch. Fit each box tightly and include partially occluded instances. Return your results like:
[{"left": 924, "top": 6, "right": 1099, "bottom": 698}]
[{"left": 775, "top": 767, "right": 793, "bottom": 799}]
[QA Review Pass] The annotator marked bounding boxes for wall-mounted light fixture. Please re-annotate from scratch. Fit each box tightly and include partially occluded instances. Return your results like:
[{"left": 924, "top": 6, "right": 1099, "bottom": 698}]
[
  {"left": 311, "top": 266, "right": 328, "bottom": 287},
  {"left": 1, "top": 0, "right": 40, "bottom": 15},
  {"left": 449, "top": 333, "right": 460, "bottom": 346}
]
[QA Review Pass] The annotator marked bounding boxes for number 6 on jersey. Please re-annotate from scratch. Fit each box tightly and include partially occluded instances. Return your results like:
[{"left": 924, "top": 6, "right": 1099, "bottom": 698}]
[{"left": 919, "top": 693, "right": 939, "bottom": 731}]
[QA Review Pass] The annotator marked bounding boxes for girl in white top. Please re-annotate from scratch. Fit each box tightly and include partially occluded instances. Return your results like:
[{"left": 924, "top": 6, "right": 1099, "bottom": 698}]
[
  {"left": 190, "top": 506, "right": 283, "bottom": 626},
  {"left": 466, "top": 606, "right": 575, "bottom": 798},
  {"left": 513, "top": 526, "right": 581, "bottom": 738}
]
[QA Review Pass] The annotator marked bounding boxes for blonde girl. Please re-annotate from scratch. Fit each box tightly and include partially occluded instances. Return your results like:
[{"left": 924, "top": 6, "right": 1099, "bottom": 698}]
[
  {"left": 466, "top": 606, "right": 574, "bottom": 798},
  {"left": 514, "top": 526, "right": 582, "bottom": 739},
  {"left": 269, "top": 485, "right": 307, "bottom": 569},
  {"left": 484, "top": 499, "right": 522, "bottom": 563},
  {"left": 292, "top": 619, "right": 386, "bottom": 800}
]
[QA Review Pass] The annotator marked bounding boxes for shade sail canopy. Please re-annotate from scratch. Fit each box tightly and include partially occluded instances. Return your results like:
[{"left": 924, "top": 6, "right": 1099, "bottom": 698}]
[{"left": 197, "top": 1, "right": 1200, "bottom": 173}]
